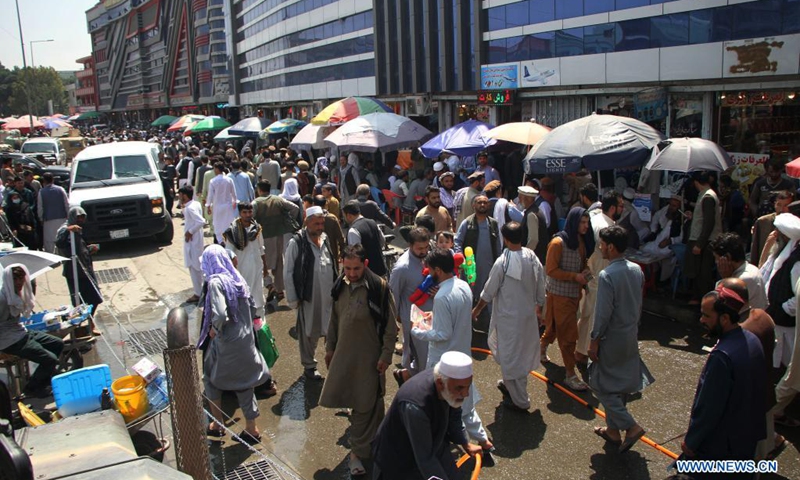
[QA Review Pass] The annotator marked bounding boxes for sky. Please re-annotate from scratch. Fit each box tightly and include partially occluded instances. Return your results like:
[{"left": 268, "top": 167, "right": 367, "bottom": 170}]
[{"left": 0, "top": 0, "right": 97, "bottom": 71}]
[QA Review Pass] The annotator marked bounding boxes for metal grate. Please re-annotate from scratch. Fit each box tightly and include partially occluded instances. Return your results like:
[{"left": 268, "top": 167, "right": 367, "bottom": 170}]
[
  {"left": 95, "top": 267, "right": 133, "bottom": 284},
  {"left": 222, "top": 460, "right": 284, "bottom": 480},
  {"left": 127, "top": 328, "right": 168, "bottom": 357}
]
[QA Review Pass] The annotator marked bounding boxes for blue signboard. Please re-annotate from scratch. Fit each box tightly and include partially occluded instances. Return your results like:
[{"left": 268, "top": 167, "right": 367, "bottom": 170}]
[{"left": 480, "top": 64, "right": 519, "bottom": 90}]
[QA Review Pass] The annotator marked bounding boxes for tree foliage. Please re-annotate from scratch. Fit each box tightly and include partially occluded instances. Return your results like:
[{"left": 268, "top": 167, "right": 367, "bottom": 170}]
[
  {"left": 8, "top": 67, "right": 67, "bottom": 116},
  {"left": 0, "top": 63, "right": 16, "bottom": 116}
]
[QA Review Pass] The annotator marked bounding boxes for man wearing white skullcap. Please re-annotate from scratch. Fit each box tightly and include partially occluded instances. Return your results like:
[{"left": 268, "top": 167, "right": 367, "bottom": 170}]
[
  {"left": 372, "top": 351, "right": 482, "bottom": 480},
  {"left": 284, "top": 204, "right": 338, "bottom": 380}
]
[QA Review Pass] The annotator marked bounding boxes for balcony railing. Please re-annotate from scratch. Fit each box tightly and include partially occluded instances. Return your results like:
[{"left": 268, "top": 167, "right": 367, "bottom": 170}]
[{"left": 76, "top": 68, "right": 94, "bottom": 79}]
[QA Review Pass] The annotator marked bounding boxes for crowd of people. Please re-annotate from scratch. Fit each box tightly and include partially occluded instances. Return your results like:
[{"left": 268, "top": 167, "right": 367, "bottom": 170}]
[{"left": 2, "top": 124, "right": 799, "bottom": 477}]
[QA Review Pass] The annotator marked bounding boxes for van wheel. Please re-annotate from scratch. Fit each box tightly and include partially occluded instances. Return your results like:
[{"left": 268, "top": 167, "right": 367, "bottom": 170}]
[{"left": 155, "top": 214, "right": 174, "bottom": 244}]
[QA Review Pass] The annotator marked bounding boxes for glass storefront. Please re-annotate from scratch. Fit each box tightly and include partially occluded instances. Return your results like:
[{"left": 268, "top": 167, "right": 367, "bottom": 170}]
[{"left": 718, "top": 90, "right": 800, "bottom": 160}]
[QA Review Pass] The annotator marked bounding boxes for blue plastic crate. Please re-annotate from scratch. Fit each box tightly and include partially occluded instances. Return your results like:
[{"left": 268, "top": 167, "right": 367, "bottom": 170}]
[
  {"left": 51, "top": 364, "right": 113, "bottom": 417},
  {"left": 20, "top": 312, "right": 49, "bottom": 331}
]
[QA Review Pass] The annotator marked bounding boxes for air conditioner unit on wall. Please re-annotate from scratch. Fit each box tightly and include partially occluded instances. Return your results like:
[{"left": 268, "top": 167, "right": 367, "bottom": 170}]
[{"left": 406, "top": 96, "right": 428, "bottom": 116}]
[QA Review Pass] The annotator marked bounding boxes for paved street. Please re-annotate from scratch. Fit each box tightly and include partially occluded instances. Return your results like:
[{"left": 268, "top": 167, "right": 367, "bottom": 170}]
[{"left": 33, "top": 215, "right": 800, "bottom": 480}]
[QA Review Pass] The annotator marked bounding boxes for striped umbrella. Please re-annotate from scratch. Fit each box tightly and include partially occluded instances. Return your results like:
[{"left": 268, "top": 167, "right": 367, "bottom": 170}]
[
  {"left": 167, "top": 114, "right": 205, "bottom": 132},
  {"left": 184, "top": 116, "right": 231, "bottom": 135},
  {"left": 311, "top": 97, "right": 393, "bottom": 125}
]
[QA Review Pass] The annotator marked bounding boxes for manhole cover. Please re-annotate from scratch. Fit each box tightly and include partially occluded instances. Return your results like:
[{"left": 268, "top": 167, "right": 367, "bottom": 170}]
[
  {"left": 95, "top": 267, "right": 133, "bottom": 284},
  {"left": 127, "top": 328, "right": 168, "bottom": 357},
  {"left": 223, "top": 460, "right": 285, "bottom": 480}
]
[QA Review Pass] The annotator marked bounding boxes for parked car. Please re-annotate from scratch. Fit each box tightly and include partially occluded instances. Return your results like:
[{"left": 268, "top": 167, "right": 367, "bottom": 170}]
[
  {"left": 69, "top": 141, "right": 173, "bottom": 244},
  {"left": 0, "top": 153, "right": 71, "bottom": 187},
  {"left": 20, "top": 138, "right": 67, "bottom": 166}
]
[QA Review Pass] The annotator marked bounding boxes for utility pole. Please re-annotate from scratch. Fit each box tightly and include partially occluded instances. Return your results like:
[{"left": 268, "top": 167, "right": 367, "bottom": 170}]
[{"left": 14, "top": 0, "right": 35, "bottom": 133}]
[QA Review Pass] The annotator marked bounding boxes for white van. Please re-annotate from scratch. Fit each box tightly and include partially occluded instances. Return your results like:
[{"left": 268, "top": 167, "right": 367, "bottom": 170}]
[
  {"left": 21, "top": 138, "right": 67, "bottom": 165},
  {"left": 69, "top": 141, "right": 173, "bottom": 244}
]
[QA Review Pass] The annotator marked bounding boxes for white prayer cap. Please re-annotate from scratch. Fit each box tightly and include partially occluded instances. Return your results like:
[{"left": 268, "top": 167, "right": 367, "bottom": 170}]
[
  {"left": 518, "top": 185, "right": 538, "bottom": 197},
  {"left": 623, "top": 187, "right": 636, "bottom": 200},
  {"left": 305, "top": 206, "right": 324, "bottom": 217},
  {"left": 433, "top": 161, "right": 445, "bottom": 172},
  {"left": 438, "top": 351, "right": 473, "bottom": 379},
  {"left": 774, "top": 213, "right": 800, "bottom": 241}
]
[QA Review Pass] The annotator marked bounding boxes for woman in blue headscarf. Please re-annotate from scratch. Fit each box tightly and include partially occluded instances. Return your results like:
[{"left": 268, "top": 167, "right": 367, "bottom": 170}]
[
  {"left": 541, "top": 207, "right": 591, "bottom": 392},
  {"left": 200, "top": 244, "right": 270, "bottom": 444}
]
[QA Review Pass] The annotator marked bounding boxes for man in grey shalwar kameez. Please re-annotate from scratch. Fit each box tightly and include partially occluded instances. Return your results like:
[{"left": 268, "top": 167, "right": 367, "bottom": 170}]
[
  {"left": 588, "top": 225, "right": 654, "bottom": 454},
  {"left": 199, "top": 245, "right": 270, "bottom": 444},
  {"left": 284, "top": 206, "right": 337, "bottom": 380},
  {"left": 389, "top": 227, "right": 432, "bottom": 383},
  {"left": 473, "top": 222, "right": 546, "bottom": 411},
  {"left": 411, "top": 248, "right": 494, "bottom": 453}
]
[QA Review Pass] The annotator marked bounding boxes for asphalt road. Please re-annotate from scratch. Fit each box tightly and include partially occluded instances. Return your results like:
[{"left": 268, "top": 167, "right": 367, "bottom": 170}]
[{"left": 31, "top": 215, "right": 800, "bottom": 480}]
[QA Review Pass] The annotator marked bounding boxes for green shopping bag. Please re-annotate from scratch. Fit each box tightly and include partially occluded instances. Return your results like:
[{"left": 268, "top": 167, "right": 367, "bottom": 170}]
[{"left": 255, "top": 320, "right": 279, "bottom": 369}]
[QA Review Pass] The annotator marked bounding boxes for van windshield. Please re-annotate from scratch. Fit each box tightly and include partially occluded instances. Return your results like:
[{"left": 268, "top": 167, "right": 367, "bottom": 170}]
[
  {"left": 21, "top": 143, "right": 56, "bottom": 154},
  {"left": 74, "top": 155, "right": 153, "bottom": 183}
]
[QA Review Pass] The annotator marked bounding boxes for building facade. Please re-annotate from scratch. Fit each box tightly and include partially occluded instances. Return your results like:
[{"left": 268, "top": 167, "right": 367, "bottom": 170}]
[
  {"left": 85, "top": 0, "right": 232, "bottom": 121},
  {"left": 230, "top": 0, "right": 376, "bottom": 120},
  {"left": 479, "top": 0, "right": 800, "bottom": 161},
  {"left": 74, "top": 55, "right": 98, "bottom": 113}
]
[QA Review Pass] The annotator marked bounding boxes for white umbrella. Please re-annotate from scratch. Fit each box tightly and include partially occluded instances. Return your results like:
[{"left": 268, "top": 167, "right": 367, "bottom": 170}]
[
  {"left": 0, "top": 251, "right": 69, "bottom": 279},
  {"left": 323, "top": 113, "right": 433, "bottom": 153},
  {"left": 482, "top": 121, "right": 551, "bottom": 146},
  {"left": 644, "top": 138, "right": 733, "bottom": 173},
  {"left": 290, "top": 123, "right": 337, "bottom": 151},
  {"left": 213, "top": 127, "right": 243, "bottom": 142}
]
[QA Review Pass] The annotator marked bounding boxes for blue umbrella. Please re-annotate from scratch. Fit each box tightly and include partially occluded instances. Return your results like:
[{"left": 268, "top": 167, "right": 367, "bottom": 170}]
[
  {"left": 228, "top": 117, "right": 271, "bottom": 137},
  {"left": 523, "top": 113, "right": 666, "bottom": 175},
  {"left": 419, "top": 119, "right": 497, "bottom": 158}
]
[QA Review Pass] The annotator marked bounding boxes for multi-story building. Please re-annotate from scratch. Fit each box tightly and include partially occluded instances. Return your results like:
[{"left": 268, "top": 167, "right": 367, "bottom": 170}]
[
  {"left": 230, "top": 0, "right": 376, "bottom": 119},
  {"left": 85, "top": 0, "right": 232, "bottom": 121},
  {"left": 74, "top": 55, "right": 98, "bottom": 113},
  {"left": 478, "top": 0, "right": 800, "bottom": 159}
]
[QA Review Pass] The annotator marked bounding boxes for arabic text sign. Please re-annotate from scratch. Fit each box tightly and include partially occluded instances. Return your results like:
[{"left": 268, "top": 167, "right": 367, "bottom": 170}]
[
  {"left": 723, "top": 34, "right": 800, "bottom": 78},
  {"left": 480, "top": 64, "right": 519, "bottom": 90}
]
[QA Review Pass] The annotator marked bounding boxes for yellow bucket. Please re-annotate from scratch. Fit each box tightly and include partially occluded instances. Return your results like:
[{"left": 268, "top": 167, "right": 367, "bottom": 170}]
[{"left": 111, "top": 375, "right": 149, "bottom": 423}]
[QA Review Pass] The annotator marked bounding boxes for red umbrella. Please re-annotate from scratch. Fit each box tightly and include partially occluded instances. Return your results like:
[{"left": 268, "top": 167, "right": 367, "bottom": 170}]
[
  {"left": 787, "top": 156, "right": 800, "bottom": 178},
  {"left": 2, "top": 115, "right": 44, "bottom": 133}
]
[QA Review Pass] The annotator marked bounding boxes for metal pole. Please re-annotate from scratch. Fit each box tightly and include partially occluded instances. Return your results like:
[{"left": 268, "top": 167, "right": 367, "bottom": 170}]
[
  {"left": 29, "top": 41, "right": 34, "bottom": 68},
  {"left": 69, "top": 230, "right": 81, "bottom": 306},
  {"left": 164, "top": 307, "right": 212, "bottom": 480},
  {"left": 13, "top": 0, "right": 35, "bottom": 133}
]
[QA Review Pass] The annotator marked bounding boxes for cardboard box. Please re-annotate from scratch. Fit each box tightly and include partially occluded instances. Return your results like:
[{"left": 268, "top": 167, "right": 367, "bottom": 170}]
[{"left": 131, "top": 358, "right": 162, "bottom": 384}]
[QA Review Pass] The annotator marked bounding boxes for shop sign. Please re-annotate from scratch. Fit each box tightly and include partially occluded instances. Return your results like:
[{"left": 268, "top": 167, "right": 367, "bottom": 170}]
[
  {"left": 729, "top": 152, "right": 770, "bottom": 202},
  {"left": 723, "top": 34, "right": 800, "bottom": 78},
  {"left": 634, "top": 88, "right": 667, "bottom": 122},
  {"left": 722, "top": 91, "right": 791, "bottom": 107},
  {"left": 170, "top": 95, "right": 195, "bottom": 107},
  {"left": 480, "top": 64, "right": 518, "bottom": 90},
  {"left": 519, "top": 59, "right": 560, "bottom": 87},
  {"left": 525, "top": 156, "right": 582, "bottom": 175},
  {"left": 213, "top": 77, "right": 230, "bottom": 96},
  {"left": 477, "top": 89, "right": 515, "bottom": 106}
]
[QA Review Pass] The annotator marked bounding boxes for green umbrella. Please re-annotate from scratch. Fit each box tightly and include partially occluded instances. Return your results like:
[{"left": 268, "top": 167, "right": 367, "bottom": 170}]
[
  {"left": 185, "top": 116, "right": 231, "bottom": 134},
  {"left": 76, "top": 111, "right": 103, "bottom": 121},
  {"left": 151, "top": 115, "right": 178, "bottom": 127}
]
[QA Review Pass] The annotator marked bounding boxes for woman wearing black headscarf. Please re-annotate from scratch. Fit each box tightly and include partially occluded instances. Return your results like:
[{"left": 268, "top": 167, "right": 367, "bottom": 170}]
[{"left": 541, "top": 207, "right": 591, "bottom": 392}]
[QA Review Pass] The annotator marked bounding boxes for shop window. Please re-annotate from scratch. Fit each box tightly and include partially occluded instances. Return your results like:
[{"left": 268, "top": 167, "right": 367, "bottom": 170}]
[
  {"left": 585, "top": 0, "right": 614, "bottom": 16},
  {"left": 650, "top": 13, "right": 688, "bottom": 48},
  {"left": 584, "top": 24, "right": 615, "bottom": 54},
  {"left": 555, "top": 28, "right": 582, "bottom": 57},
  {"left": 615, "top": 18, "right": 650, "bottom": 52},
  {"left": 529, "top": 0, "right": 555, "bottom": 24},
  {"left": 555, "top": 0, "right": 582, "bottom": 20},
  {"left": 505, "top": 2, "right": 529, "bottom": 28},
  {"left": 733, "top": 0, "right": 781, "bottom": 39}
]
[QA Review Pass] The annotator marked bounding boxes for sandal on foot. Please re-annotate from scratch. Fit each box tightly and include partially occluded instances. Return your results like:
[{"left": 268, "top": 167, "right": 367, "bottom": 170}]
[
  {"left": 619, "top": 429, "right": 646, "bottom": 453},
  {"left": 767, "top": 436, "right": 788, "bottom": 460},
  {"left": 593, "top": 426, "right": 621, "bottom": 445},
  {"left": 349, "top": 455, "right": 366, "bottom": 476},
  {"left": 234, "top": 430, "right": 261, "bottom": 445},
  {"left": 206, "top": 427, "right": 225, "bottom": 438},
  {"left": 392, "top": 369, "right": 406, "bottom": 388},
  {"left": 775, "top": 415, "right": 800, "bottom": 427}
]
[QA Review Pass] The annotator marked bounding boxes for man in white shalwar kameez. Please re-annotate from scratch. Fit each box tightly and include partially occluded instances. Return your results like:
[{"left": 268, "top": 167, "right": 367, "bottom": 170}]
[
  {"left": 178, "top": 186, "right": 205, "bottom": 303},
  {"left": 473, "top": 221, "right": 546, "bottom": 411},
  {"left": 284, "top": 206, "right": 338, "bottom": 380},
  {"left": 411, "top": 248, "right": 494, "bottom": 453},
  {"left": 205, "top": 162, "right": 238, "bottom": 244},
  {"left": 223, "top": 202, "right": 267, "bottom": 317}
]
